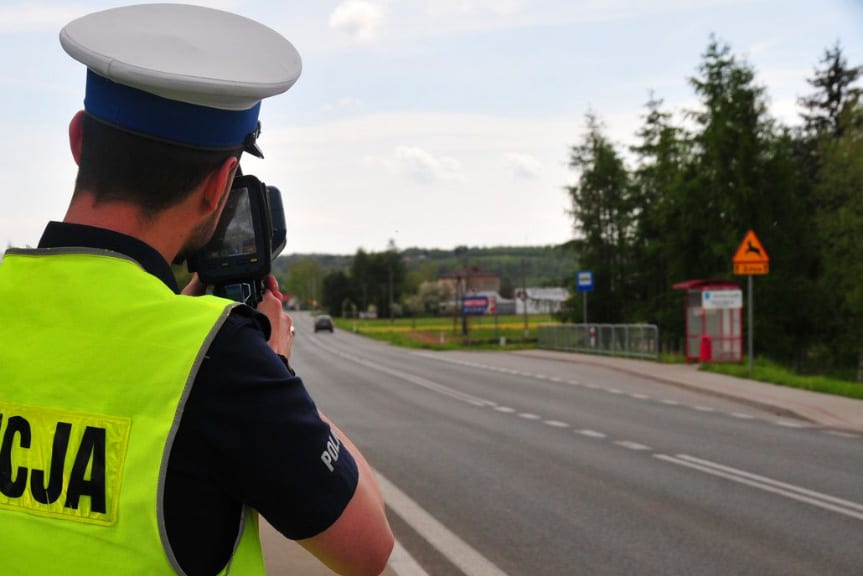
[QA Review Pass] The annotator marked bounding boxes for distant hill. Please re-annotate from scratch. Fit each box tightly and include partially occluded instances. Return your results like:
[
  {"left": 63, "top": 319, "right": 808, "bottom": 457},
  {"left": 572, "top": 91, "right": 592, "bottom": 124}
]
[{"left": 275, "top": 245, "right": 580, "bottom": 290}]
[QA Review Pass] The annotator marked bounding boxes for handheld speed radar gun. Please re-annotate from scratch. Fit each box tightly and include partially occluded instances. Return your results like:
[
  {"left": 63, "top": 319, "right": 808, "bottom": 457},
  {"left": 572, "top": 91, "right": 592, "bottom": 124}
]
[{"left": 187, "top": 172, "right": 286, "bottom": 307}]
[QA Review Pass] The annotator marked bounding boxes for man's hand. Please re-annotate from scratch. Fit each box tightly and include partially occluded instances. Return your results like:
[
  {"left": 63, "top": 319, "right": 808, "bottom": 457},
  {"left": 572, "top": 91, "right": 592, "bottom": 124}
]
[
  {"left": 259, "top": 275, "right": 294, "bottom": 359},
  {"left": 183, "top": 273, "right": 294, "bottom": 358},
  {"left": 181, "top": 273, "right": 206, "bottom": 296}
]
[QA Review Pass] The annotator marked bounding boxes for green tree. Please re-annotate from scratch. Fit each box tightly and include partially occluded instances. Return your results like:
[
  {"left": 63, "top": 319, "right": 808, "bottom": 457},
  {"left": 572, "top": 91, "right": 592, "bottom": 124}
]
[
  {"left": 416, "top": 280, "right": 452, "bottom": 315},
  {"left": 499, "top": 276, "right": 514, "bottom": 299},
  {"left": 795, "top": 43, "right": 863, "bottom": 373},
  {"left": 321, "top": 270, "right": 354, "bottom": 317},
  {"left": 685, "top": 38, "right": 829, "bottom": 364},
  {"left": 629, "top": 93, "right": 690, "bottom": 337},
  {"left": 755, "top": 128, "right": 815, "bottom": 366},
  {"left": 284, "top": 259, "right": 322, "bottom": 309},
  {"left": 685, "top": 37, "right": 774, "bottom": 276},
  {"left": 799, "top": 42, "right": 862, "bottom": 139},
  {"left": 349, "top": 246, "right": 405, "bottom": 318},
  {"left": 350, "top": 249, "right": 372, "bottom": 311},
  {"left": 566, "top": 112, "right": 633, "bottom": 322},
  {"left": 814, "top": 103, "right": 863, "bottom": 379}
]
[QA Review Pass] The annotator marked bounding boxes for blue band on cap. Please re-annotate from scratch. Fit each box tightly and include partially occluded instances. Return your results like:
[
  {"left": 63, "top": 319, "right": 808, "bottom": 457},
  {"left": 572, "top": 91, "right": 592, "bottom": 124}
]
[{"left": 84, "top": 70, "right": 260, "bottom": 149}]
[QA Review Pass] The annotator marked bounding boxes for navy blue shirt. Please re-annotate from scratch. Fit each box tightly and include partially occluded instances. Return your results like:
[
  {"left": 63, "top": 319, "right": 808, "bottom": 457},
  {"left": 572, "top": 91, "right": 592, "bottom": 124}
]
[{"left": 38, "top": 222, "right": 359, "bottom": 575}]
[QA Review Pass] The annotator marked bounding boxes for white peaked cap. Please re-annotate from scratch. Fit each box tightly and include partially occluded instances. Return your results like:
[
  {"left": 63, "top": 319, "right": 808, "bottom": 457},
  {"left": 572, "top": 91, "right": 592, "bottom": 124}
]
[{"left": 59, "top": 3, "right": 302, "bottom": 153}]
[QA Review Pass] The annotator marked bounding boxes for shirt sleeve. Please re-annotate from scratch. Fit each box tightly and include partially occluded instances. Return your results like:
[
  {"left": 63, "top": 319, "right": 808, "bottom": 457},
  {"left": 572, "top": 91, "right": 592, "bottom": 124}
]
[{"left": 176, "top": 306, "right": 359, "bottom": 540}]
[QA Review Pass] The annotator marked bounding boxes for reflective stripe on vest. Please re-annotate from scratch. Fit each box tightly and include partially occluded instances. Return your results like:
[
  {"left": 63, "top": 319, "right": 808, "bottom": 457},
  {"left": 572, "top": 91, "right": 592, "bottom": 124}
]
[{"left": 0, "top": 249, "right": 266, "bottom": 575}]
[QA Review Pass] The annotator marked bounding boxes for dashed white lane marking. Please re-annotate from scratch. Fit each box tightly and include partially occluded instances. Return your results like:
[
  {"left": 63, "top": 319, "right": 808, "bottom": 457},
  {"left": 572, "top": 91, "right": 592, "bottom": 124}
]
[
  {"left": 615, "top": 441, "right": 651, "bottom": 451},
  {"left": 544, "top": 420, "right": 570, "bottom": 428},
  {"left": 774, "top": 420, "right": 809, "bottom": 428},
  {"left": 341, "top": 347, "right": 841, "bottom": 440},
  {"left": 377, "top": 472, "right": 510, "bottom": 576},
  {"left": 577, "top": 429, "right": 608, "bottom": 439},
  {"left": 518, "top": 413, "right": 542, "bottom": 420},
  {"left": 387, "top": 539, "right": 431, "bottom": 576}
]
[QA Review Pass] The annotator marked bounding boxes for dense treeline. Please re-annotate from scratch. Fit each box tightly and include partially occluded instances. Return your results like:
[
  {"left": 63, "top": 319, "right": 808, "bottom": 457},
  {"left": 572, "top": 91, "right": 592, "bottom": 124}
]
[
  {"left": 288, "top": 244, "right": 577, "bottom": 318},
  {"left": 564, "top": 37, "right": 862, "bottom": 379}
]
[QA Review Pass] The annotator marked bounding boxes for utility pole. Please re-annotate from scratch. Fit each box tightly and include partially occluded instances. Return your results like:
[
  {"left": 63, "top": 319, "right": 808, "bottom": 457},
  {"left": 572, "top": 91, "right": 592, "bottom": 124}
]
[
  {"left": 388, "top": 261, "right": 393, "bottom": 323},
  {"left": 462, "top": 266, "right": 469, "bottom": 337},
  {"left": 522, "top": 258, "right": 529, "bottom": 338},
  {"left": 454, "top": 246, "right": 469, "bottom": 338},
  {"left": 452, "top": 274, "right": 459, "bottom": 334}
]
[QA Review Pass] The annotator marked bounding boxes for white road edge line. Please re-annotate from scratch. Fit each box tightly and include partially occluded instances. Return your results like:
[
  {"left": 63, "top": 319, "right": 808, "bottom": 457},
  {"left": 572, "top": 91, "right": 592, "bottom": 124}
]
[
  {"left": 376, "top": 471, "right": 510, "bottom": 576},
  {"left": 655, "top": 454, "right": 863, "bottom": 521},
  {"left": 387, "top": 540, "right": 431, "bottom": 576}
]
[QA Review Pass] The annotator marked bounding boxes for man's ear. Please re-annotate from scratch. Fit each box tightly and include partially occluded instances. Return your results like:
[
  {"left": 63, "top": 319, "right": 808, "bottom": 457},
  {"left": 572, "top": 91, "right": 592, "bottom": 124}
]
[
  {"left": 69, "top": 111, "right": 86, "bottom": 165},
  {"left": 200, "top": 156, "right": 239, "bottom": 216}
]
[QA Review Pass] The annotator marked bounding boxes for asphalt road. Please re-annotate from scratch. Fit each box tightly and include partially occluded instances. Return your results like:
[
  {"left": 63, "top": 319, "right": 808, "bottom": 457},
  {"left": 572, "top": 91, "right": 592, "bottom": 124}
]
[{"left": 290, "top": 313, "right": 863, "bottom": 576}]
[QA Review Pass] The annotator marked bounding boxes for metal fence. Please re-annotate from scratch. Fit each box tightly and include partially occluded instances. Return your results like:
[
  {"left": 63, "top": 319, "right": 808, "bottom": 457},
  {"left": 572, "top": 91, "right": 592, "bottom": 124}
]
[{"left": 537, "top": 324, "right": 660, "bottom": 359}]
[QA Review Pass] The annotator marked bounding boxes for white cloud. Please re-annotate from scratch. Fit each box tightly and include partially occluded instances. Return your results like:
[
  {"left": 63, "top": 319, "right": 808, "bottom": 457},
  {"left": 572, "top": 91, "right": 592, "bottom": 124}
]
[
  {"left": 504, "top": 153, "right": 543, "bottom": 180},
  {"left": 424, "top": 0, "right": 530, "bottom": 18},
  {"left": 480, "top": 0, "right": 531, "bottom": 16},
  {"left": 321, "top": 97, "right": 363, "bottom": 113},
  {"left": 0, "top": 3, "right": 84, "bottom": 32},
  {"left": 392, "top": 146, "right": 465, "bottom": 184},
  {"left": 394, "top": 0, "right": 759, "bottom": 40},
  {"left": 329, "top": 0, "right": 386, "bottom": 42}
]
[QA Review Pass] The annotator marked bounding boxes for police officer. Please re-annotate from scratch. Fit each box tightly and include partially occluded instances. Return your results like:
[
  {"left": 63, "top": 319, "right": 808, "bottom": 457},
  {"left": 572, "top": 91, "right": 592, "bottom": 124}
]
[{"left": 0, "top": 4, "right": 393, "bottom": 575}]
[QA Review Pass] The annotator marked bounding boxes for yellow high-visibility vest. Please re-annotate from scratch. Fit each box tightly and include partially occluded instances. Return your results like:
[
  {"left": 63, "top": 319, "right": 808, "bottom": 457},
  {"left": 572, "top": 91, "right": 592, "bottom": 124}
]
[{"left": 0, "top": 248, "right": 265, "bottom": 575}]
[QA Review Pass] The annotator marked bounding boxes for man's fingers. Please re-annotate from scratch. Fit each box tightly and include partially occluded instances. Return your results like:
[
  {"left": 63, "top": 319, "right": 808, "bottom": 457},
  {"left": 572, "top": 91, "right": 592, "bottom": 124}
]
[
  {"left": 264, "top": 275, "right": 284, "bottom": 301},
  {"left": 181, "top": 273, "right": 205, "bottom": 296}
]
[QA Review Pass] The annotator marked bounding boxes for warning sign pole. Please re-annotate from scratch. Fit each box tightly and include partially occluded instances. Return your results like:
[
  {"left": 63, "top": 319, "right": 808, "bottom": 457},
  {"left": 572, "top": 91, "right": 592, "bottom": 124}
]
[
  {"left": 733, "top": 230, "right": 769, "bottom": 376},
  {"left": 747, "top": 275, "right": 754, "bottom": 375}
]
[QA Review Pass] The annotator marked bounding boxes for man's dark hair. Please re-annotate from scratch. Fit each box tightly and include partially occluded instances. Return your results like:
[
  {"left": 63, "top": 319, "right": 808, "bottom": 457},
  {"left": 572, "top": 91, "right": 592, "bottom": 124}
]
[{"left": 75, "top": 113, "right": 241, "bottom": 217}]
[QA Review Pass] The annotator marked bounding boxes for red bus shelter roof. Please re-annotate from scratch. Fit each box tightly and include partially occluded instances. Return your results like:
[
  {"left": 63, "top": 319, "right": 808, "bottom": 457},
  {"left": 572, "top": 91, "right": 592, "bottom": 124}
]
[{"left": 672, "top": 278, "right": 740, "bottom": 291}]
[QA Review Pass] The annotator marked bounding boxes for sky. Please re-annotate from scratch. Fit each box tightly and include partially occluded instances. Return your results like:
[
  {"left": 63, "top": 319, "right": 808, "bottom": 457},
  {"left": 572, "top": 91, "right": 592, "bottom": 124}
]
[{"left": 1, "top": 1, "right": 861, "bottom": 255}]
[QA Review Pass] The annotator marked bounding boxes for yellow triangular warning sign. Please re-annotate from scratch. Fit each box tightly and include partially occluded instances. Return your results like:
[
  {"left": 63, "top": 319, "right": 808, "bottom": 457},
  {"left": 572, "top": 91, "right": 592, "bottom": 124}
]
[{"left": 733, "top": 230, "right": 769, "bottom": 263}]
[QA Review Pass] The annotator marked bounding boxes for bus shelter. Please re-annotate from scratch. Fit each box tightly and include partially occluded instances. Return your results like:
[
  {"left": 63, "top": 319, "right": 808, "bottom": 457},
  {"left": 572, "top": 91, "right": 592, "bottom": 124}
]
[{"left": 673, "top": 279, "right": 743, "bottom": 363}]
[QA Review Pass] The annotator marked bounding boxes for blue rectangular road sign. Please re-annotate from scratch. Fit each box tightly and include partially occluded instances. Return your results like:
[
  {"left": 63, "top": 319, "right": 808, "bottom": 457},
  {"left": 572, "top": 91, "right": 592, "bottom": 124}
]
[{"left": 577, "top": 270, "right": 594, "bottom": 292}]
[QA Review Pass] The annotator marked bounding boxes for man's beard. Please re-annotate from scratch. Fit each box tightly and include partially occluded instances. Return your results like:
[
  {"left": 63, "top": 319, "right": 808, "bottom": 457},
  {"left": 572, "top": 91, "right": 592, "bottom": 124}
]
[{"left": 172, "top": 209, "right": 221, "bottom": 266}]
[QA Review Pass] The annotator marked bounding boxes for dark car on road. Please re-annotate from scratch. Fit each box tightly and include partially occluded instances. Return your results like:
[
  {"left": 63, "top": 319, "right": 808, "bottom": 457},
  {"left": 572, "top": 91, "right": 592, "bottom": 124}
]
[{"left": 314, "top": 314, "right": 335, "bottom": 333}]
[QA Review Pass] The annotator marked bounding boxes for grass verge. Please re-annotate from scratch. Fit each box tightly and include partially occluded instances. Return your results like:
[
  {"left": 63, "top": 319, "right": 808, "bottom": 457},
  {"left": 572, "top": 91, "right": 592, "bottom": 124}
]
[
  {"left": 700, "top": 357, "right": 863, "bottom": 400},
  {"left": 332, "top": 315, "right": 548, "bottom": 351}
]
